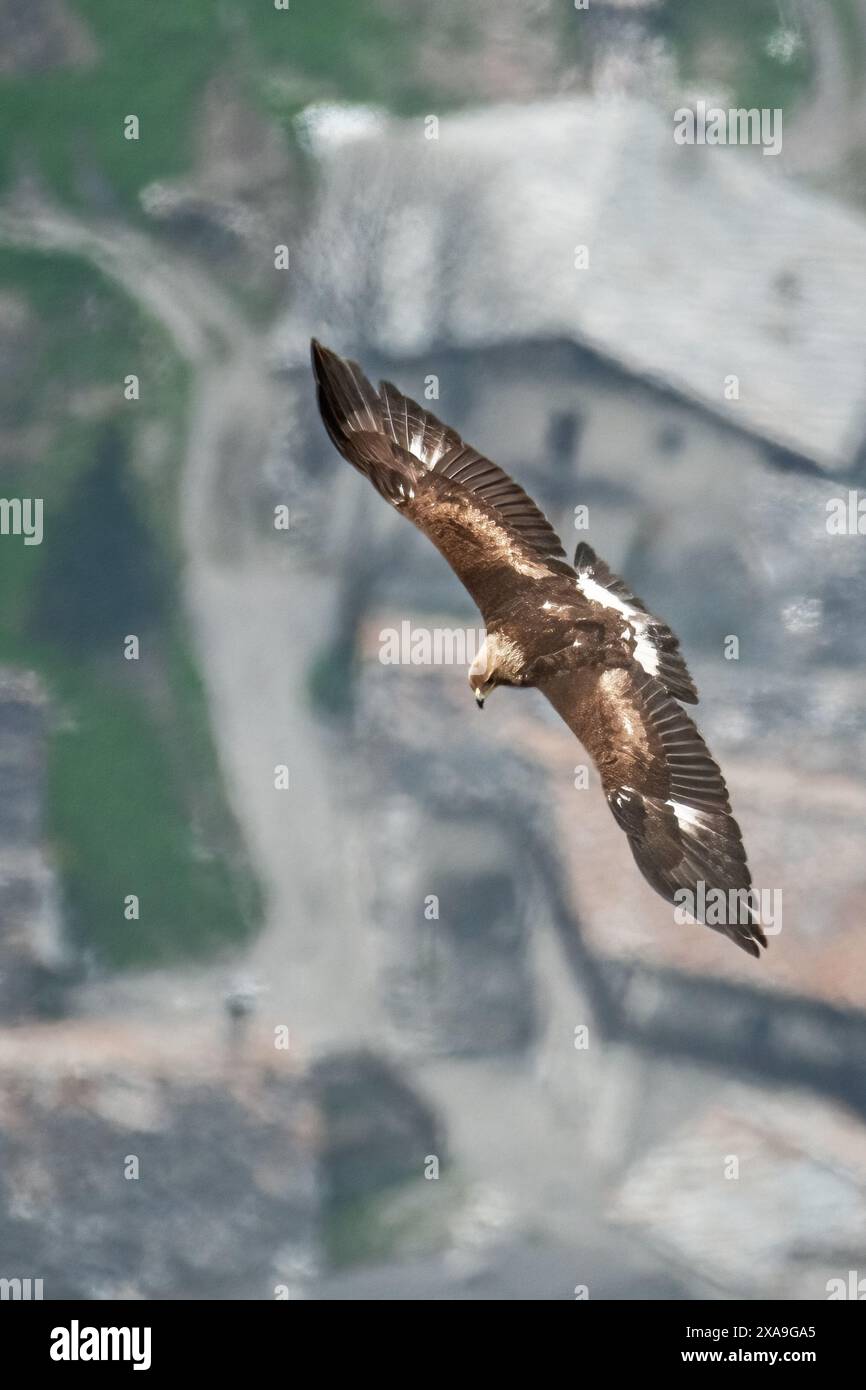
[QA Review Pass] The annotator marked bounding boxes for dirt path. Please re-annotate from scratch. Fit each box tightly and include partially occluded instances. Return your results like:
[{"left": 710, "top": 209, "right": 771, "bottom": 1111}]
[{"left": 0, "top": 193, "right": 378, "bottom": 1052}]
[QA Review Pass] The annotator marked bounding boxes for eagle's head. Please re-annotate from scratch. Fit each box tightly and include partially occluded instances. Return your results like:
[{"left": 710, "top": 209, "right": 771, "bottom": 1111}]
[
  {"left": 468, "top": 633, "right": 524, "bottom": 708},
  {"left": 468, "top": 664, "right": 496, "bottom": 709}
]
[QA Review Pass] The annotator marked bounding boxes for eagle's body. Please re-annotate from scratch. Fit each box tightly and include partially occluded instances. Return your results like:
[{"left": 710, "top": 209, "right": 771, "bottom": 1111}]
[{"left": 311, "top": 339, "right": 766, "bottom": 958}]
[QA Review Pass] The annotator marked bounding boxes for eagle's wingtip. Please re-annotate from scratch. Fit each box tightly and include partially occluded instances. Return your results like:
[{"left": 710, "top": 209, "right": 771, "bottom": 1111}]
[
  {"left": 312, "top": 336, "right": 340, "bottom": 371},
  {"left": 731, "top": 917, "right": 767, "bottom": 959}
]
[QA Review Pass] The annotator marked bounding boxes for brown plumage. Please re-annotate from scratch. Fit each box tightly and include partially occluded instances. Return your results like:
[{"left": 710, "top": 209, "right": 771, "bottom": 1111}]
[{"left": 311, "top": 339, "right": 765, "bottom": 958}]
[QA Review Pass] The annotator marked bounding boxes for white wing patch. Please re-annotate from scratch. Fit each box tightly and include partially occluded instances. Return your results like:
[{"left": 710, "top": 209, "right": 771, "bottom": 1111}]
[
  {"left": 409, "top": 430, "right": 448, "bottom": 468},
  {"left": 666, "top": 799, "right": 730, "bottom": 835},
  {"left": 633, "top": 633, "right": 660, "bottom": 677},
  {"left": 667, "top": 798, "right": 704, "bottom": 828},
  {"left": 576, "top": 572, "right": 632, "bottom": 618},
  {"left": 577, "top": 572, "right": 659, "bottom": 678}
]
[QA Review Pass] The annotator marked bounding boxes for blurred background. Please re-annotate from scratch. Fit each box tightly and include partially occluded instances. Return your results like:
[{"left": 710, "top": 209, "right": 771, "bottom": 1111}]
[{"left": 1, "top": 0, "right": 866, "bottom": 1300}]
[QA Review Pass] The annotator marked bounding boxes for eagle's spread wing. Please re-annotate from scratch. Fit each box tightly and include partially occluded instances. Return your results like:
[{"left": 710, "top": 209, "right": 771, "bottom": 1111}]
[
  {"left": 539, "top": 662, "right": 765, "bottom": 957},
  {"left": 311, "top": 339, "right": 572, "bottom": 616},
  {"left": 312, "top": 340, "right": 760, "bottom": 956},
  {"left": 574, "top": 542, "right": 698, "bottom": 704}
]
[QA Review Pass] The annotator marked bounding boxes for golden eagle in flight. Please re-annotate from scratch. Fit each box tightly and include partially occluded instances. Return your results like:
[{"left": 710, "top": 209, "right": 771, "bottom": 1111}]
[{"left": 311, "top": 340, "right": 765, "bottom": 958}]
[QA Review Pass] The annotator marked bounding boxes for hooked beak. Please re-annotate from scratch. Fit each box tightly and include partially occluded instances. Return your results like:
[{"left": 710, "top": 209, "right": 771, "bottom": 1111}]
[{"left": 475, "top": 688, "right": 485, "bottom": 710}]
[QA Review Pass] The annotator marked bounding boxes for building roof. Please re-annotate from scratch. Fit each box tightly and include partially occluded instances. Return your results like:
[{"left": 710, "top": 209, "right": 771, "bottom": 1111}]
[{"left": 282, "top": 96, "right": 866, "bottom": 471}]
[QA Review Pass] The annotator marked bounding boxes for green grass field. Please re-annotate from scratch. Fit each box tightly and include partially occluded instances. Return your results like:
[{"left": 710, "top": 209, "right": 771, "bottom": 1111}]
[
  {"left": 47, "top": 646, "right": 261, "bottom": 969},
  {"left": 0, "top": 1, "right": 437, "bottom": 213},
  {"left": 655, "top": 0, "right": 866, "bottom": 113},
  {"left": 0, "top": 246, "right": 259, "bottom": 968}
]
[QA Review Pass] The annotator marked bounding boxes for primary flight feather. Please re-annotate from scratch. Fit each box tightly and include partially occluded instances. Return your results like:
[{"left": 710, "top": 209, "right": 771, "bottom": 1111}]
[{"left": 311, "top": 339, "right": 765, "bottom": 959}]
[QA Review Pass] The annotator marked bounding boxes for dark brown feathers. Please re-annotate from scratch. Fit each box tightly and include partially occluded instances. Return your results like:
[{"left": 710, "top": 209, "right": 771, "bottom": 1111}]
[
  {"left": 311, "top": 340, "right": 570, "bottom": 568},
  {"left": 540, "top": 664, "right": 764, "bottom": 957}
]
